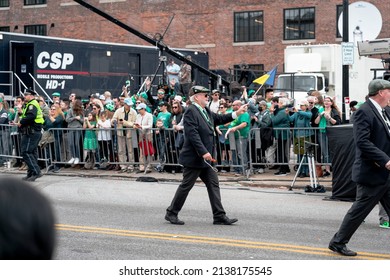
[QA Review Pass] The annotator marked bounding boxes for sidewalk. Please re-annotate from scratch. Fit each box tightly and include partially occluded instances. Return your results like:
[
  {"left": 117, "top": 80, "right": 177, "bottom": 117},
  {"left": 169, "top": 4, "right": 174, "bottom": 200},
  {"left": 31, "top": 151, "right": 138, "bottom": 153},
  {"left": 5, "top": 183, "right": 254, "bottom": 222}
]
[{"left": 0, "top": 165, "right": 333, "bottom": 191}]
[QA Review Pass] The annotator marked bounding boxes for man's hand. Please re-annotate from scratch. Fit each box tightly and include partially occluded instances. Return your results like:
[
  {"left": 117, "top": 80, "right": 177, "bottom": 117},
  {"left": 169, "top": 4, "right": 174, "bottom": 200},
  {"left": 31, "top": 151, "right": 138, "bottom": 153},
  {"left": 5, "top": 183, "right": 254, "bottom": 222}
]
[
  {"left": 145, "top": 77, "right": 151, "bottom": 90},
  {"left": 202, "top": 152, "right": 212, "bottom": 161},
  {"left": 235, "top": 103, "right": 248, "bottom": 116},
  {"left": 385, "top": 160, "right": 390, "bottom": 170}
]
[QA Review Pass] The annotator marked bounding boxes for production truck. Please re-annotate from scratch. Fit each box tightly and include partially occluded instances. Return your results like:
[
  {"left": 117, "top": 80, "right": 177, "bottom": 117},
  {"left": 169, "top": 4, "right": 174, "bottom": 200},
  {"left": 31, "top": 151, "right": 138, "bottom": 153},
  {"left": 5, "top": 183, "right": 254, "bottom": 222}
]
[
  {"left": 0, "top": 32, "right": 209, "bottom": 101},
  {"left": 276, "top": 44, "right": 385, "bottom": 116}
]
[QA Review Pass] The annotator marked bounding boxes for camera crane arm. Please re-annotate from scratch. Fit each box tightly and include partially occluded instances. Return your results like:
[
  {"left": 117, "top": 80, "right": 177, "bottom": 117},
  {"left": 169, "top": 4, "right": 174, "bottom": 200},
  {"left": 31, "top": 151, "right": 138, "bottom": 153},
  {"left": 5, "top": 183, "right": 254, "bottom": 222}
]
[{"left": 73, "top": 0, "right": 229, "bottom": 87}]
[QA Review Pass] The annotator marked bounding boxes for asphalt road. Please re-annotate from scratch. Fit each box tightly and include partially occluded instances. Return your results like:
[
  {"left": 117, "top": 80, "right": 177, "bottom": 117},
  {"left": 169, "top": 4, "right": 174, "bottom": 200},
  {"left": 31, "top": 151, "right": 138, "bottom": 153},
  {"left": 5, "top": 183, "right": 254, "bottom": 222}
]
[{"left": 3, "top": 173, "right": 390, "bottom": 260}]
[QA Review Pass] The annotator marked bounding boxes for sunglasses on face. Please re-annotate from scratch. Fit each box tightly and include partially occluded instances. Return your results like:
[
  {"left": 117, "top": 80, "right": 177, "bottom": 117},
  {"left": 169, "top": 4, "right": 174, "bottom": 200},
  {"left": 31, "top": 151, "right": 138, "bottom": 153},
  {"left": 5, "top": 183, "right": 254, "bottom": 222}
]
[{"left": 172, "top": 106, "right": 178, "bottom": 109}]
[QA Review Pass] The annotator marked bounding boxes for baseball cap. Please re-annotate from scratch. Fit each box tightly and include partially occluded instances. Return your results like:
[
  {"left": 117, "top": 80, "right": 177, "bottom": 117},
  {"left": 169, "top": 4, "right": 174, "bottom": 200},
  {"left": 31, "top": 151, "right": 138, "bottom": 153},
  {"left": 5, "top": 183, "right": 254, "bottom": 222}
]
[
  {"left": 136, "top": 103, "right": 147, "bottom": 110},
  {"left": 52, "top": 92, "right": 60, "bottom": 97},
  {"left": 105, "top": 103, "right": 115, "bottom": 112},
  {"left": 24, "top": 89, "right": 38, "bottom": 95},
  {"left": 248, "top": 89, "right": 255, "bottom": 97},
  {"left": 124, "top": 98, "right": 133, "bottom": 106},
  {"left": 368, "top": 79, "right": 390, "bottom": 96},
  {"left": 174, "top": 95, "right": 183, "bottom": 102}
]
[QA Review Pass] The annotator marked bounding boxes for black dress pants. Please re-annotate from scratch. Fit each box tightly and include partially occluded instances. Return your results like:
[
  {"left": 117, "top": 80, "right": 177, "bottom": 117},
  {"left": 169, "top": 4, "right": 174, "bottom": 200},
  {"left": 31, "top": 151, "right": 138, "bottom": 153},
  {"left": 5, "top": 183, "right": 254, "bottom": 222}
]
[
  {"left": 167, "top": 166, "right": 226, "bottom": 218},
  {"left": 331, "top": 175, "right": 390, "bottom": 245}
]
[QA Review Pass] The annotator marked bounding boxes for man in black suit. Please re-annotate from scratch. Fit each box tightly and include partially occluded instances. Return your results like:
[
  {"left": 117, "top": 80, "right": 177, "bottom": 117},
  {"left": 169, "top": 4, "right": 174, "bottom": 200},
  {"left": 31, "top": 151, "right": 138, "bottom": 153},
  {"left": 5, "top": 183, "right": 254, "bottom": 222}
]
[
  {"left": 165, "top": 86, "right": 248, "bottom": 225},
  {"left": 329, "top": 79, "right": 390, "bottom": 256}
]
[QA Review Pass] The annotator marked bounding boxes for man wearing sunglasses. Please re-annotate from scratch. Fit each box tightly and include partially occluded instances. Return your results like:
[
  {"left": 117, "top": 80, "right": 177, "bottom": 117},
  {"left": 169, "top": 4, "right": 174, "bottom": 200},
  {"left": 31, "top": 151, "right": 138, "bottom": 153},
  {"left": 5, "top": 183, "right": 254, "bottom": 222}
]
[{"left": 165, "top": 85, "right": 248, "bottom": 225}]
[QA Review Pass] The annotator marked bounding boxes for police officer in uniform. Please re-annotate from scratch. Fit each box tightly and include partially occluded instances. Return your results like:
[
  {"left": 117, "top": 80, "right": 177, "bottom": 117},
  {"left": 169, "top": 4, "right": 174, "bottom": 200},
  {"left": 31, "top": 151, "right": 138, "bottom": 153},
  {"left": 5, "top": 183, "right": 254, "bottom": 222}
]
[{"left": 17, "top": 89, "right": 45, "bottom": 181}]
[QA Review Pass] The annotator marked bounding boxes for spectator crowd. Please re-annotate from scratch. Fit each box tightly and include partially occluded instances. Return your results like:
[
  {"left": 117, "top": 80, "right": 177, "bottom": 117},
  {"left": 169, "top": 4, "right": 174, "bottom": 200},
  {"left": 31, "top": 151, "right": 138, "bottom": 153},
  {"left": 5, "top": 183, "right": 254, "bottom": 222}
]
[{"left": 0, "top": 75, "right": 348, "bottom": 178}]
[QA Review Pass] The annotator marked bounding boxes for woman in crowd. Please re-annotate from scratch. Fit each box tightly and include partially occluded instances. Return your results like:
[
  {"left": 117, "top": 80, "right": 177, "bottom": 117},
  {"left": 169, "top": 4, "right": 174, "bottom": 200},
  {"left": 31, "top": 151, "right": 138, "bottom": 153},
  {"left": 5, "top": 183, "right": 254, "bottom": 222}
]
[
  {"left": 134, "top": 103, "right": 154, "bottom": 173},
  {"left": 66, "top": 99, "right": 84, "bottom": 166},
  {"left": 250, "top": 100, "right": 272, "bottom": 174},
  {"left": 45, "top": 105, "right": 64, "bottom": 173},
  {"left": 315, "top": 95, "right": 341, "bottom": 177},
  {"left": 289, "top": 100, "right": 313, "bottom": 178},
  {"left": 166, "top": 101, "right": 184, "bottom": 173}
]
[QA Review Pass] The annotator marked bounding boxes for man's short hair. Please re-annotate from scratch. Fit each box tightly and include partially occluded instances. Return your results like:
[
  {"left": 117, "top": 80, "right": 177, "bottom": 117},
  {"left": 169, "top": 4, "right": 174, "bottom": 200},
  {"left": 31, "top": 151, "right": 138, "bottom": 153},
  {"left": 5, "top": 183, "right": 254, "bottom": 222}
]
[{"left": 0, "top": 177, "right": 56, "bottom": 259}]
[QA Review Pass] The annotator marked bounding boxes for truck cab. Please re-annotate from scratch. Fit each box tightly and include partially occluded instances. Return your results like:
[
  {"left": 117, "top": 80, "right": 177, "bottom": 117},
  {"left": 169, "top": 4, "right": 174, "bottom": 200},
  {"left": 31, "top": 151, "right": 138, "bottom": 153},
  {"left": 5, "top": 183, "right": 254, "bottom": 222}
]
[{"left": 276, "top": 72, "right": 327, "bottom": 105}]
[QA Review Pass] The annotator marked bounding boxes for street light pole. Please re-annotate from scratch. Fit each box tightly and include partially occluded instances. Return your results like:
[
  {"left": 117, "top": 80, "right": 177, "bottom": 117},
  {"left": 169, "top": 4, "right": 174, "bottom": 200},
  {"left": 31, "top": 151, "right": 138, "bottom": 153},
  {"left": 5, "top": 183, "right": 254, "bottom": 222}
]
[{"left": 342, "top": 0, "right": 349, "bottom": 123}]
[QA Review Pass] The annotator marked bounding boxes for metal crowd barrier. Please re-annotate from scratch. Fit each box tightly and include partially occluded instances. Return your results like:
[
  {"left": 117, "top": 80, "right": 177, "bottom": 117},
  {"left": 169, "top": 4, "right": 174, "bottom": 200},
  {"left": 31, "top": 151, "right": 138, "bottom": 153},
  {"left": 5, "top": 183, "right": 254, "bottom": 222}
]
[
  {"left": 0, "top": 123, "right": 50, "bottom": 169},
  {"left": 247, "top": 127, "right": 330, "bottom": 175},
  {"left": 0, "top": 124, "right": 331, "bottom": 176}
]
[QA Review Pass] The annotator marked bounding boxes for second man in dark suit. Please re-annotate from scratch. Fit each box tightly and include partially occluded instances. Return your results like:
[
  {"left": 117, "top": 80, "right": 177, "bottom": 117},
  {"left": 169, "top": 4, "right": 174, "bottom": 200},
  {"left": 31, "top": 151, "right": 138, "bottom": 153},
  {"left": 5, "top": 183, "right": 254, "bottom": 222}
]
[{"left": 329, "top": 79, "right": 390, "bottom": 256}]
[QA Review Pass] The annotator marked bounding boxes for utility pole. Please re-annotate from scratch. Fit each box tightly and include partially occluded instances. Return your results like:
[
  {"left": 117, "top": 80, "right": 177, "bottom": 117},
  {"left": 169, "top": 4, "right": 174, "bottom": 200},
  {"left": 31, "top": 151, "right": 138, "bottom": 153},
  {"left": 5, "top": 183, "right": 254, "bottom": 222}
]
[{"left": 342, "top": 0, "right": 349, "bottom": 123}]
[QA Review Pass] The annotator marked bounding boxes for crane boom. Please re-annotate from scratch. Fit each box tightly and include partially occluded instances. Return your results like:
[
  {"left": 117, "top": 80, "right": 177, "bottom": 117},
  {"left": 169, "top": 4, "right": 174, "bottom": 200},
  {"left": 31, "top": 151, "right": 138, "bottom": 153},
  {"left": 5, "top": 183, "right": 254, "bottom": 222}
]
[{"left": 73, "top": 0, "right": 229, "bottom": 87}]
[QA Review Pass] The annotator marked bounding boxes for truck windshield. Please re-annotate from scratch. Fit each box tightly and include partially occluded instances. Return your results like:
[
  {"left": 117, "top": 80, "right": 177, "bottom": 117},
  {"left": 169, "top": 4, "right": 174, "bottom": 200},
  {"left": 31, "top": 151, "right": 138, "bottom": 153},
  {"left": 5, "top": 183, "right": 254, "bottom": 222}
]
[{"left": 277, "top": 75, "right": 317, "bottom": 92}]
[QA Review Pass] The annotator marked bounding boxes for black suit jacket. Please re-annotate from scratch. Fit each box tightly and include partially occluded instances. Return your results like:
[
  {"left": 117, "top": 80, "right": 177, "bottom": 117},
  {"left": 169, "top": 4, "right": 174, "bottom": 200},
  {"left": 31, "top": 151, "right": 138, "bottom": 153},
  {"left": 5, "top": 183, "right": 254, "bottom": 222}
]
[
  {"left": 179, "top": 104, "right": 234, "bottom": 168},
  {"left": 352, "top": 99, "right": 390, "bottom": 186}
]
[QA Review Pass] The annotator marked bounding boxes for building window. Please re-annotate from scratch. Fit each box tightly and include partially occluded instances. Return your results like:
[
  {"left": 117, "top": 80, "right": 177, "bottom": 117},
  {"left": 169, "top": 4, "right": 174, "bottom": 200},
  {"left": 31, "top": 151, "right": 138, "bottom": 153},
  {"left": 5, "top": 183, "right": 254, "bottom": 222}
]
[
  {"left": 0, "top": 0, "right": 9, "bottom": 7},
  {"left": 24, "top": 0, "right": 46, "bottom": 5},
  {"left": 284, "top": 7, "right": 315, "bottom": 40},
  {"left": 0, "top": 26, "right": 10, "bottom": 32},
  {"left": 336, "top": 5, "right": 343, "bottom": 38},
  {"left": 234, "top": 11, "right": 264, "bottom": 43},
  {"left": 24, "top": 24, "right": 47, "bottom": 36}
]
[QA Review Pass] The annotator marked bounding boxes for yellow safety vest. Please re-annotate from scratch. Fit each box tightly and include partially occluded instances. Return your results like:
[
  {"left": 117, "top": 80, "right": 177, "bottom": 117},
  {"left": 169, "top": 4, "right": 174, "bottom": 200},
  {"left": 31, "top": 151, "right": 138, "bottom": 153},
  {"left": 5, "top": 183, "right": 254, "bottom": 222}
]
[{"left": 21, "top": 99, "right": 45, "bottom": 124}]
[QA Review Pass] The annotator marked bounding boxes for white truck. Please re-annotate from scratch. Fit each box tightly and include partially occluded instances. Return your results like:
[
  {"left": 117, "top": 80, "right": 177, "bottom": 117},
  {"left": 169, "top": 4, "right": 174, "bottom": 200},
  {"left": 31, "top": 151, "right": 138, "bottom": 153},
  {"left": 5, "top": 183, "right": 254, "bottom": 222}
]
[{"left": 276, "top": 44, "right": 385, "bottom": 118}]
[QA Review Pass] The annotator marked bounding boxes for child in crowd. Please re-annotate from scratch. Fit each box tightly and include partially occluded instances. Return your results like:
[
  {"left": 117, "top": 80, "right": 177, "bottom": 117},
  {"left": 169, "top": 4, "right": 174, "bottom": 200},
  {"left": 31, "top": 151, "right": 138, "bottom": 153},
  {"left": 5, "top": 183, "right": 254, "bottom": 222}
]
[
  {"left": 97, "top": 111, "right": 112, "bottom": 165},
  {"left": 83, "top": 112, "right": 98, "bottom": 169}
]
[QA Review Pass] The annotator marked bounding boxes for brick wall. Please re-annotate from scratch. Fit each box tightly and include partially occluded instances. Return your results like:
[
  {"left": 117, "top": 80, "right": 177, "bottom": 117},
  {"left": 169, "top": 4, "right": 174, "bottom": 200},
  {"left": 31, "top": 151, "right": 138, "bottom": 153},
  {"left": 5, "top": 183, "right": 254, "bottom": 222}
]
[{"left": 1, "top": 0, "right": 389, "bottom": 73}]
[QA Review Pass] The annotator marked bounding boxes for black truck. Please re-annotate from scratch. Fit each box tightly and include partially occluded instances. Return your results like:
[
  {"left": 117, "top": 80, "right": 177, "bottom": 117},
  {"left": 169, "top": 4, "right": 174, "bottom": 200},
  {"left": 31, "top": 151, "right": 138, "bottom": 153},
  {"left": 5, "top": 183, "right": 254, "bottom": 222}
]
[{"left": 0, "top": 31, "right": 209, "bottom": 100}]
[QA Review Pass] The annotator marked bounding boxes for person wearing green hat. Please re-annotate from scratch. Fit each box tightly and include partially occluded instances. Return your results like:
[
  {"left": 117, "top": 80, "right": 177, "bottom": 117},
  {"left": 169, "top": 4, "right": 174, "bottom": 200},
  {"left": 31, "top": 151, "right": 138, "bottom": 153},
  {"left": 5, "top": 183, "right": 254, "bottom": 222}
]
[{"left": 52, "top": 92, "right": 61, "bottom": 105}]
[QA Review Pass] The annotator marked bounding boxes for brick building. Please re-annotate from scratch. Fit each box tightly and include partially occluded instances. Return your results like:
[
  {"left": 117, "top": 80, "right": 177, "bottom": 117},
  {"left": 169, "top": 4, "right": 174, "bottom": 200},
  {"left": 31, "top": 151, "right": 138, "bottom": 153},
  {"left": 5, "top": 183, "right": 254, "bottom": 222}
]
[{"left": 1, "top": 0, "right": 389, "bottom": 76}]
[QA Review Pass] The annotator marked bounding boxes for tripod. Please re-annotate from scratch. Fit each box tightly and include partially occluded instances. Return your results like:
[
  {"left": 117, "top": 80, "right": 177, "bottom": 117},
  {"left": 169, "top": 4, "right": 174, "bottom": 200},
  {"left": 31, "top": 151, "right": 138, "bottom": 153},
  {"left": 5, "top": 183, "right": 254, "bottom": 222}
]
[{"left": 289, "top": 141, "right": 325, "bottom": 193}]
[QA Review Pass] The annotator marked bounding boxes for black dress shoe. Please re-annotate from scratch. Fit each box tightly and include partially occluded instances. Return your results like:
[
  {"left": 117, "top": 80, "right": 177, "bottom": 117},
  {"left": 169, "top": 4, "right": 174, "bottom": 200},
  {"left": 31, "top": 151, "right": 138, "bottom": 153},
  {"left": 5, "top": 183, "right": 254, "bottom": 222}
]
[
  {"left": 22, "top": 175, "right": 31, "bottom": 181},
  {"left": 328, "top": 242, "right": 357, "bottom": 256},
  {"left": 213, "top": 215, "right": 238, "bottom": 225},
  {"left": 26, "top": 173, "right": 43, "bottom": 182},
  {"left": 165, "top": 213, "right": 185, "bottom": 225}
]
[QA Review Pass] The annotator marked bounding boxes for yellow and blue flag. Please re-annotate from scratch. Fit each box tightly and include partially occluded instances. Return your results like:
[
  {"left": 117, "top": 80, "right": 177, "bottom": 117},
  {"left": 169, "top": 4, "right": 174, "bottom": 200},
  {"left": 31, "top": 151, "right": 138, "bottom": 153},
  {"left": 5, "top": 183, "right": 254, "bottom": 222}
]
[{"left": 253, "top": 66, "right": 277, "bottom": 86}]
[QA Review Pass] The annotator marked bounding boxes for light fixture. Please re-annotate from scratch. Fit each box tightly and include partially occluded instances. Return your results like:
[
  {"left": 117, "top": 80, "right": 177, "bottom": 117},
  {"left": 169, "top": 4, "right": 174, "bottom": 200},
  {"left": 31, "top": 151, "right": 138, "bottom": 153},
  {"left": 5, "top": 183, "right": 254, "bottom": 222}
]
[
  {"left": 106, "top": 51, "right": 111, "bottom": 57},
  {"left": 50, "top": 23, "right": 55, "bottom": 28}
]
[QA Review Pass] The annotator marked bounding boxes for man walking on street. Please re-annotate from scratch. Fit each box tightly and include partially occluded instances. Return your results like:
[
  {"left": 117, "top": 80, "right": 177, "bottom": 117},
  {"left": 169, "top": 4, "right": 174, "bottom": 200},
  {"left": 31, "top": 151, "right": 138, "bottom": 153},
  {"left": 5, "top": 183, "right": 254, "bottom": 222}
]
[
  {"left": 165, "top": 85, "right": 248, "bottom": 225},
  {"left": 17, "top": 89, "right": 45, "bottom": 182},
  {"left": 329, "top": 79, "right": 390, "bottom": 256}
]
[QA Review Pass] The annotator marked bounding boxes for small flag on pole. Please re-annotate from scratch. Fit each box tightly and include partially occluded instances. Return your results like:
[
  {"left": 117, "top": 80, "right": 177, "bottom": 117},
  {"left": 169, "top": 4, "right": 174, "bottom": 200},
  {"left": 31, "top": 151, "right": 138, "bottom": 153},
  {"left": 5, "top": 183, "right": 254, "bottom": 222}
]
[{"left": 253, "top": 66, "right": 277, "bottom": 86}]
